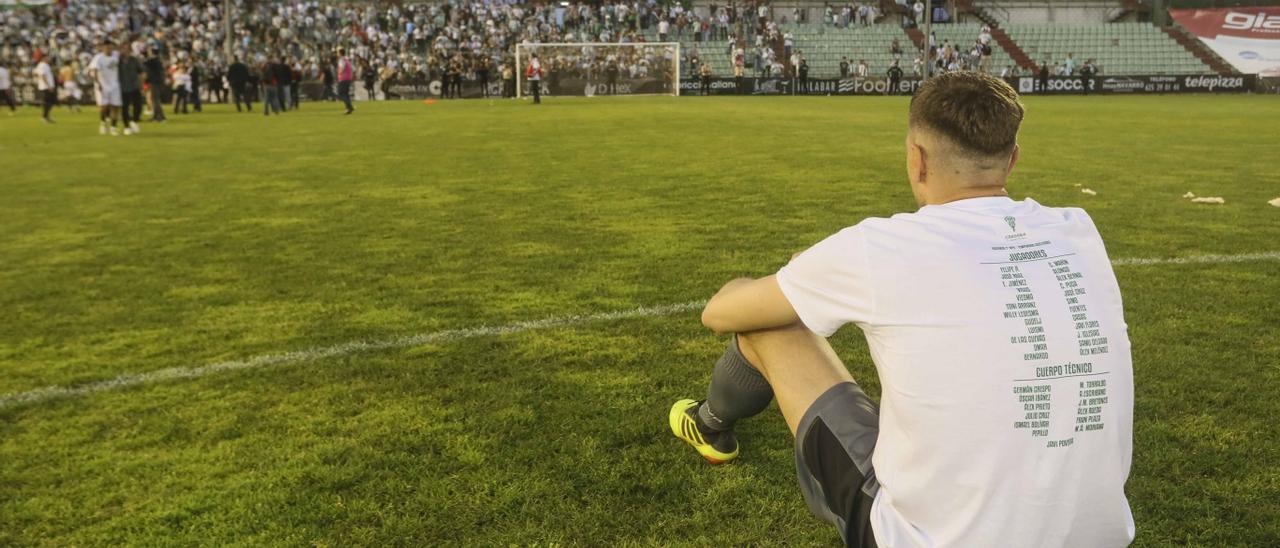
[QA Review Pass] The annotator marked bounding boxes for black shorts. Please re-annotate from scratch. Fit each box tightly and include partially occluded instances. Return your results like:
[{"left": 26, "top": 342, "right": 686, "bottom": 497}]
[{"left": 795, "top": 381, "right": 881, "bottom": 548}]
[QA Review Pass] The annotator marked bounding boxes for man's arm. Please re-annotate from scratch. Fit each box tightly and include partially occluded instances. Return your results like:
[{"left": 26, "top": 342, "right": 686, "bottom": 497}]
[{"left": 701, "top": 275, "right": 799, "bottom": 335}]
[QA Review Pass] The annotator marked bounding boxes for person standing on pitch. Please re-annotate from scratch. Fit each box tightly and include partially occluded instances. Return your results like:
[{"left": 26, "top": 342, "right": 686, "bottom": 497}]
[
  {"left": 88, "top": 41, "right": 123, "bottom": 136},
  {"left": 143, "top": 49, "right": 167, "bottom": 122},
  {"left": 228, "top": 56, "right": 252, "bottom": 112},
  {"left": 0, "top": 61, "right": 14, "bottom": 115},
  {"left": 289, "top": 61, "right": 301, "bottom": 110},
  {"left": 700, "top": 62, "right": 712, "bottom": 95},
  {"left": 476, "top": 57, "right": 491, "bottom": 98},
  {"left": 321, "top": 60, "right": 335, "bottom": 101},
  {"left": 1080, "top": 59, "right": 1096, "bottom": 96},
  {"left": 525, "top": 53, "right": 542, "bottom": 104},
  {"left": 274, "top": 57, "right": 292, "bottom": 112},
  {"left": 606, "top": 60, "right": 621, "bottom": 95},
  {"left": 35, "top": 54, "right": 57, "bottom": 123},
  {"left": 60, "top": 62, "right": 83, "bottom": 113},
  {"left": 734, "top": 54, "right": 745, "bottom": 95},
  {"left": 117, "top": 44, "right": 144, "bottom": 135},
  {"left": 189, "top": 61, "right": 203, "bottom": 113},
  {"left": 336, "top": 49, "right": 355, "bottom": 114},
  {"left": 261, "top": 58, "right": 281, "bottom": 116},
  {"left": 502, "top": 62, "right": 515, "bottom": 98},
  {"left": 445, "top": 56, "right": 462, "bottom": 99},
  {"left": 670, "top": 72, "right": 1134, "bottom": 548},
  {"left": 362, "top": 58, "right": 377, "bottom": 101},
  {"left": 797, "top": 56, "right": 810, "bottom": 94},
  {"left": 172, "top": 63, "right": 191, "bottom": 114},
  {"left": 887, "top": 60, "right": 904, "bottom": 95}
]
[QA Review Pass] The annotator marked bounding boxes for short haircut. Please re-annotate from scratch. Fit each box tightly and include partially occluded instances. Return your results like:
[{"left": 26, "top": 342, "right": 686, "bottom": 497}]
[{"left": 909, "top": 71, "right": 1024, "bottom": 158}]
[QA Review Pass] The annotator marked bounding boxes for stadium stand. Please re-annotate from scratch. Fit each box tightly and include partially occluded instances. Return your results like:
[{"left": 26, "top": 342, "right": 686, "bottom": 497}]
[
  {"left": 927, "top": 23, "right": 1017, "bottom": 73},
  {"left": 1004, "top": 22, "right": 1214, "bottom": 74},
  {"left": 780, "top": 24, "right": 914, "bottom": 77},
  {"left": 639, "top": 30, "right": 735, "bottom": 77},
  {"left": 0, "top": 0, "right": 1233, "bottom": 102}
]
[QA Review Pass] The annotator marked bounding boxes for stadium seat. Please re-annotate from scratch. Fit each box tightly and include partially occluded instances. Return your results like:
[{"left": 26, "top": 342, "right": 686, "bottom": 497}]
[{"left": 1003, "top": 22, "right": 1213, "bottom": 75}]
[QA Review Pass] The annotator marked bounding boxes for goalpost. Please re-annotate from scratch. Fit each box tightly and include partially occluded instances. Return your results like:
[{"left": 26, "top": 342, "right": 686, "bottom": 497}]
[{"left": 515, "top": 42, "right": 681, "bottom": 98}]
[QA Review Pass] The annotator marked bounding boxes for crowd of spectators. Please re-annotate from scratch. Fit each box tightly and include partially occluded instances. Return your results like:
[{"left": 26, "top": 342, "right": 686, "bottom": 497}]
[
  {"left": 0, "top": 0, "right": 703, "bottom": 103},
  {"left": 0, "top": 0, "right": 1036, "bottom": 105}
]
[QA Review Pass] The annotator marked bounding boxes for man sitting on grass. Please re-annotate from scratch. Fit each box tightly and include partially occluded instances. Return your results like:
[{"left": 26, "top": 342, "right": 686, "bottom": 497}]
[{"left": 670, "top": 72, "right": 1135, "bottom": 547}]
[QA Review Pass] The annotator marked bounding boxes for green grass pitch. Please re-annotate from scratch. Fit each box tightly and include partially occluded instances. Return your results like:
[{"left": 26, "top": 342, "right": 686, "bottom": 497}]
[{"left": 1, "top": 95, "right": 1278, "bottom": 546}]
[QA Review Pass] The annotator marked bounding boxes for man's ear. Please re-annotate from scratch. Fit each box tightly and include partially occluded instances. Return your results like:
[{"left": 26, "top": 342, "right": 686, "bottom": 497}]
[
  {"left": 909, "top": 137, "right": 928, "bottom": 185},
  {"left": 1006, "top": 144, "right": 1020, "bottom": 177}
]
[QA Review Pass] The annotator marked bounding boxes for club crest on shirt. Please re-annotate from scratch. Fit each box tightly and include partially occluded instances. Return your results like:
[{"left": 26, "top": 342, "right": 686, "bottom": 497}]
[{"left": 1004, "top": 216, "right": 1017, "bottom": 232}]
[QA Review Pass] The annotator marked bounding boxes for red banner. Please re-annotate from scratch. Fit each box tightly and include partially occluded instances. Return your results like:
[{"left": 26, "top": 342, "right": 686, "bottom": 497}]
[{"left": 1170, "top": 7, "right": 1280, "bottom": 76}]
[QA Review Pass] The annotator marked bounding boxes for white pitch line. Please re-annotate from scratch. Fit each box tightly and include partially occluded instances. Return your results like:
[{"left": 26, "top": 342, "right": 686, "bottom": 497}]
[
  {"left": 0, "top": 301, "right": 705, "bottom": 410},
  {"left": 1110, "top": 251, "right": 1280, "bottom": 266},
  {"left": 1, "top": 251, "right": 1278, "bottom": 411}
]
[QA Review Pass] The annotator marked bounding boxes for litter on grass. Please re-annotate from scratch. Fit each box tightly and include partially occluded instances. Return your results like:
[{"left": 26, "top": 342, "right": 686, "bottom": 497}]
[
  {"left": 1269, "top": 197, "right": 1280, "bottom": 208},
  {"left": 1191, "top": 197, "right": 1225, "bottom": 205},
  {"left": 1081, "top": 188, "right": 1097, "bottom": 196},
  {"left": 1182, "top": 192, "right": 1196, "bottom": 199}
]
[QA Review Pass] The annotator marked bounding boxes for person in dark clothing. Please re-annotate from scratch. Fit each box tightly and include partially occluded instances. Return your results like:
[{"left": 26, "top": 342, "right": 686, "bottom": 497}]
[
  {"left": 606, "top": 61, "right": 620, "bottom": 95},
  {"left": 321, "top": 64, "right": 335, "bottom": 100},
  {"left": 289, "top": 63, "right": 301, "bottom": 109},
  {"left": 700, "top": 63, "right": 712, "bottom": 95},
  {"left": 362, "top": 59, "right": 377, "bottom": 100},
  {"left": 208, "top": 65, "right": 225, "bottom": 103},
  {"left": 0, "top": 62, "right": 15, "bottom": 113},
  {"left": 143, "top": 50, "right": 167, "bottom": 121},
  {"left": 840, "top": 56, "right": 850, "bottom": 78},
  {"left": 274, "top": 58, "right": 292, "bottom": 111},
  {"left": 887, "top": 60, "right": 904, "bottom": 95},
  {"left": 548, "top": 61, "right": 561, "bottom": 95},
  {"left": 228, "top": 57, "right": 251, "bottom": 112},
  {"left": 444, "top": 58, "right": 461, "bottom": 99},
  {"left": 475, "top": 57, "right": 490, "bottom": 98},
  {"left": 798, "top": 58, "right": 810, "bottom": 94},
  {"left": 1080, "top": 60, "right": 1096, "bottom": 95},
  {"left": 189, "top": 63, "right": 202, "bottom": 112},
  {"left": 118, "top": 44, "right": 144, "bottom": 132},
  {"left": 248, "top": 71, "right": 260, "bottom": 104},
  {"left": 1038, "top": 62, "right": 1050, "bottom": 93},
  {"left": 450, "top": 57, "right": 464, "bottom": 98}
]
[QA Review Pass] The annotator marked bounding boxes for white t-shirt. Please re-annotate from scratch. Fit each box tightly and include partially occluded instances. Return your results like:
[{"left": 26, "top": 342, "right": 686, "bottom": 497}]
[
  {"left": 777, "top": 197, "right": 1134, "bottom": 548},
  {"left": 0, "top": 66, "right": 10, "bottom": 89},
  {"left": 658, "top": 20, "right": 669, "bottom": 34},
  {"left": 89, "top": 52, "right": 120, "bottom": 90},
  {"left": 35, "top": 62, "right": 55, "bottom": 90}
]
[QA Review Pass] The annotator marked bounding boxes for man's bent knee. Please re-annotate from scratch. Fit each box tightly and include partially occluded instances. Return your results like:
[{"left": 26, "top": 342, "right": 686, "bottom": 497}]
[{"left": 736, "top": 322, "right": 821, "bottom": 370}]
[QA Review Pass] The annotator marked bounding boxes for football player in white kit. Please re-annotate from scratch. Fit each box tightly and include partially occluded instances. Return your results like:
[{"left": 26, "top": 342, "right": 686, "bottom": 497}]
[
  {"left": 671, "top": 72, "right": 1135, "bottom": 547},
  {"left": 88, "top": 41, "right": 124, "bottom": 136}
]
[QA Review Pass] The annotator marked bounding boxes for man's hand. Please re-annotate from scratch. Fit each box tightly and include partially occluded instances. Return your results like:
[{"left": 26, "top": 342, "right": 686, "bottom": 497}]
[{"left": 701, "top": 275, "right": 800, "bottom": 336}]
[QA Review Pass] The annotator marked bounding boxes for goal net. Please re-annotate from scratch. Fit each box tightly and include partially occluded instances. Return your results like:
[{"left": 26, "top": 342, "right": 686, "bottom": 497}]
[{"left": 515, "top": 42, "right": 680, "bottom": 98}]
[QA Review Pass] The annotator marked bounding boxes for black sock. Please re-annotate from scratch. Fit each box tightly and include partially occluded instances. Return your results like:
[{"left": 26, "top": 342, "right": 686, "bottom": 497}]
[{"left": 698, "top": 336, "right": 774, "bottom": 432}]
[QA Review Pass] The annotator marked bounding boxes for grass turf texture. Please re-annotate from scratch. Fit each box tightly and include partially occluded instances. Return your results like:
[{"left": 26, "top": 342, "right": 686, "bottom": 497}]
[{"left": 1, "top": 96, "right": 1278, "bottom": 546}]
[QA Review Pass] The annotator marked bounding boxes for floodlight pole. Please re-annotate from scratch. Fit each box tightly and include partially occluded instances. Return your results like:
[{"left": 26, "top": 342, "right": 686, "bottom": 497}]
[{"left": 922, "top": 0, "right": 932, "bottom": 82}]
